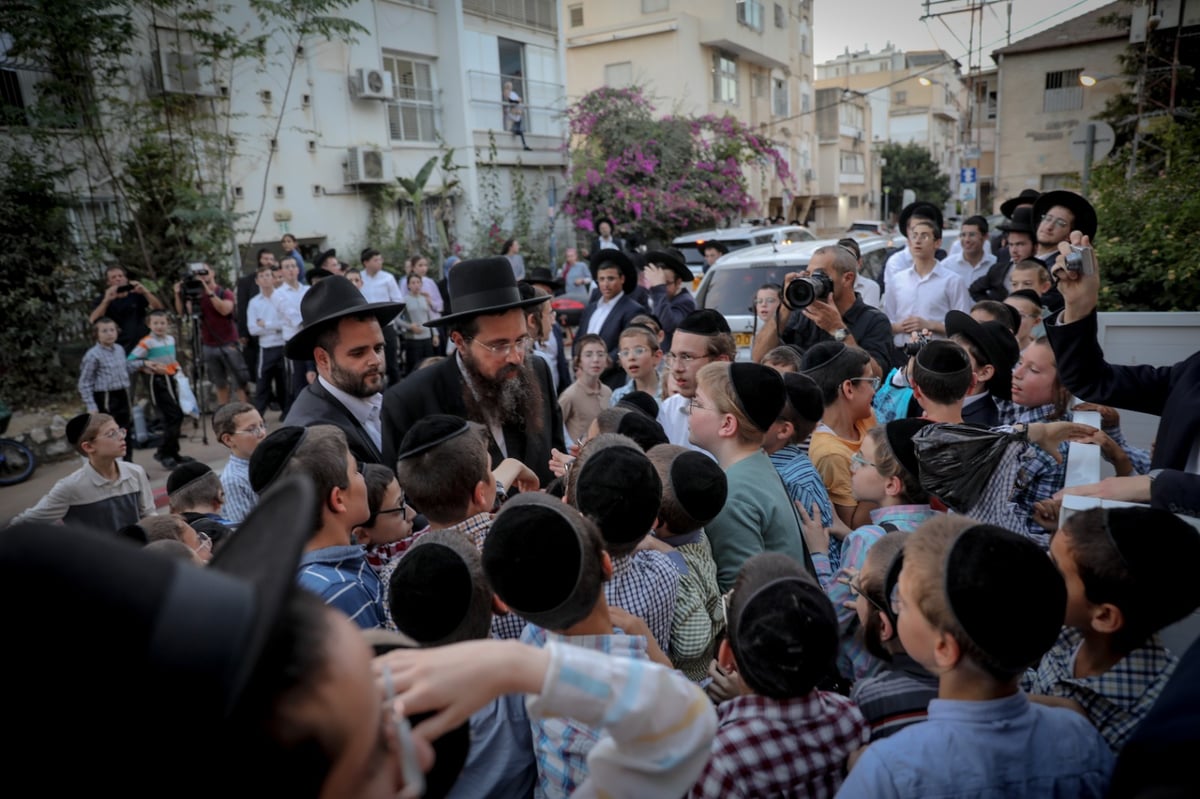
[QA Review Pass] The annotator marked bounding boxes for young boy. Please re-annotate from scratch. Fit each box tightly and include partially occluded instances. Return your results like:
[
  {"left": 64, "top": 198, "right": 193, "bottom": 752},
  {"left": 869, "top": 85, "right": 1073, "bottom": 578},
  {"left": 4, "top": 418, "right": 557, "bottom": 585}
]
[
  {"left": 1004, "top": 288, "right": 1044, "bottom": 351},
  {"left": 78, "top": 317, "right": 136, "bottom": 462},
  {"left": 165, "top": 461, "right": 236, "bottom": 545},
  {"left": 213, "top": 401, "right": 264, "bottom": 524},
  {"left": 1026, "top": 506, "right": 1200, "bottom": 751},
  {"left": 761, "top": 344, "right": 804, "bottom": 374},
  {"left": 907, "top": 339, "right": 974, "bottom": 424},
  {"left": 481, "top": 493, "right": 668, "bottom": 798},
  {"left": 646, "top": 445, "right": 728, "bottom": 682},
  {"left": 610, "top": 325, "right": 662, "bottom": 407},
  {"left": 134, "top": 513, "right": 213, "bottom": 564},
  {"left": 1010, "top": 259, "right": 1053, "bottom": 296},
  {"left": 248, "top": 424, "right": 385, "bottom": 630},
  {"left": 838, "top": 517, "right": 1114, "bottom": 797},
  {"left": 352, "top": 463, "right": 415, "bottom": 571},
  {"left": 127, "top": 309, "right": 188, "bottom": 469},
  {"left": 689, "top": 553, "right": 868, "bottom": 798},
  {"left": 883, "top": 218, "right": 972, "bottom": 347},
  {"left": 559, "top": 333, "right": 611, "bottom": 447},
  {"left": 946, "top": 310, "right": 1020, "bottom": 428},
  {"left": 8, "top": 412, "right": 154, "bottom": 533}
]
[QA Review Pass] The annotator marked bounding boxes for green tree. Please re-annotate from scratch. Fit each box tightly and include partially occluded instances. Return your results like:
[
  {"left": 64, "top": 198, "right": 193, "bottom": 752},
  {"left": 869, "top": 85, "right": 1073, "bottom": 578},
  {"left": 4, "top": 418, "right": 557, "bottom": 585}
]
[{"left": 879, "top": 142, "right": 951, "bottom": 211}]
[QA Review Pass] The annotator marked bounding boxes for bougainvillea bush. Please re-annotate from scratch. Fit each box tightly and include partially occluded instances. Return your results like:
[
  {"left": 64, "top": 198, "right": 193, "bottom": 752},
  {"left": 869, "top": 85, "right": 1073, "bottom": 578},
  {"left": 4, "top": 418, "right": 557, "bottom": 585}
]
[{"left": 562, "top": 86, "right": 794, "bottom": 243}]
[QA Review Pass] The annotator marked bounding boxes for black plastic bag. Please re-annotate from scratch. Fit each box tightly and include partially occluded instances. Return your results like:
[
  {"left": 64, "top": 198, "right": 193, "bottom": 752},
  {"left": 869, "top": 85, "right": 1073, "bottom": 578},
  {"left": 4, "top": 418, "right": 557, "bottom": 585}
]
[{"left": 912, "top": 423, "right": 1015, "bottom": 511}]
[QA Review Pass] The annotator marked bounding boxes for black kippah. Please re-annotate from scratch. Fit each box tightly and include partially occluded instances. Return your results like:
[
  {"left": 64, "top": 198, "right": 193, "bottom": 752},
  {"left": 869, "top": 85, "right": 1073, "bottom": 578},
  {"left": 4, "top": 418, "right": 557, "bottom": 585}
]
[
  {"left": 669, "top": 451, "right": 727, "bottom": 526},
  {"left": 944, "top": 525, "right": 1066, "bottom": 672},
  {"left": 884, "top": 418, "right": 934, "bottom": 481},
  {"left": 916, "top": 339, "right": 971, "bottom": 374},
  {"left": 1007, "top": 288, "right": 1043, "bottom": 308},
  {"left": 248, "top": 426, "right": 307, "bottom": 493},
  {"left": 729, "top": 362, "right": 786, "bottom": 432},
  {"left": 388, "top": 541, "right": 473, "bottom": 645},
  {"left": 677, "top": 308, "right": 731, "bottom": 336},
  {"left": 167, "top": 461, "right": 213, "bottom": 495},
  {"left": 615, "top": 412, "right": 669, "bottom": 452},
  {"left": 617, "top": 390, "right": 659, "bottom": 419},
  {"left": 1105, "top": 508, "right": 1200, "bottom": 625},
  {"left": 781, "top": 372, "right": 824, "bottom": 423},
  {"left": 66, "top": 413, "right": 92, "bottom": 446},
  {"left": 575, "top": 447, "right": 663, "bottom": 546},
  {"left": 800, "top": 341, "right": 847, "bottom": 372},
  {"left": 396, "top": 414, "right": 471, "bottom": 462}
]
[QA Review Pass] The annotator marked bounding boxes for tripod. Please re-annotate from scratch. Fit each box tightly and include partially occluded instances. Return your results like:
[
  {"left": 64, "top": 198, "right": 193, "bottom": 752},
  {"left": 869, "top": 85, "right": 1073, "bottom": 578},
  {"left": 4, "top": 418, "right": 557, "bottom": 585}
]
[{"left": 185, "top": 300, "right": 210, "bottom": 445}]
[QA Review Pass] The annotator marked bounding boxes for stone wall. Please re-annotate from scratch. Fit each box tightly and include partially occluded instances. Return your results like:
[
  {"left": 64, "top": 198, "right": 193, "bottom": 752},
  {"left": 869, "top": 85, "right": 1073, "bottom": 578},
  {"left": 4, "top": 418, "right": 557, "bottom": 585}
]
[{"left": 12, "top": 415, "right": 75, "bottom": 465}]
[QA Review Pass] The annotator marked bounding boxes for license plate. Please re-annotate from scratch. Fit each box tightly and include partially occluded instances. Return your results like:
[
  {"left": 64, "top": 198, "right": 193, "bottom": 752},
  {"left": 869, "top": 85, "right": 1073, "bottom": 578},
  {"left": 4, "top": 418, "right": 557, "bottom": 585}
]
[{"left": 734, "top": 332, "right": 753, "bottom": 347}]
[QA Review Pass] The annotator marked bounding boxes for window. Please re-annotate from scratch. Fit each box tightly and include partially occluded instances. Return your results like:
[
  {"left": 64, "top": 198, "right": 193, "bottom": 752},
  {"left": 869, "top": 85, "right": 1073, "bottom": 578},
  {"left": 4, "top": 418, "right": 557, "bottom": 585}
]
[
  {"left": 839, "top": 102, "right": 864, "bottom": 129},
  {"left": 713, "top": 52, "right": 738, "bottom": 104},
  {"left": 1043, "top": 69, "right": 1083, "bottom": 113},
  {"left": 849, "top": 195, "right": 860, "bottom": 209},
  {"left": 642, "top": 0, "right": 669, "bottom": 11},
  {"left": 736, "top": 0, "right": 764, "bottom": 32},
  {"left": 773, "top": 78, "right": 788, "bottom": 116},
  {"left": 840, "top": 151, "right": 865, "bottom": 174},
  {"left": 894, "top": 89, "right": 906, "bottom": 105},
  {"left": 605, "top": 62, "right": 633, "bottom": 88},
  {"left": 569, "top": 4, "right": 583, "bottom": 26},
  {"left": 800, "top": 34, "right": 808, "bottom": 55},
  {"left": 775, "top": 3, "right": 786, "bottom": 27},
  {"left": 801, "top": 92, "right": 810, "bottom": 113},
  {"left": 384, "top": 55, "right": 437, "bottom": 142},
  {"left": 753, "top": 73, "right": 767, "bottom": 98}
]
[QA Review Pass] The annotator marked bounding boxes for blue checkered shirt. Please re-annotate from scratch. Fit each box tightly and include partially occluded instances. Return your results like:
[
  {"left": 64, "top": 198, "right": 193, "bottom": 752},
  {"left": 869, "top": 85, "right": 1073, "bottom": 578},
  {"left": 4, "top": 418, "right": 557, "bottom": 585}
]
[
  {"left": 770, "top": 444, "right": 839, "bottom": 568},
  {"left": 520, "top": 626, "right": 648, "bottom": 799},
  {"left": 219, "top": 455, "right": 256, "bottom": 525},
  {"left": 296, "top": 544, "right": 385, "bottom": 629},
  {"left": 1023, "top": 627, "right": 1176, "bottom": 751},
  {"left": 77, "top": 342, "right": 134, "bottom": 410}
]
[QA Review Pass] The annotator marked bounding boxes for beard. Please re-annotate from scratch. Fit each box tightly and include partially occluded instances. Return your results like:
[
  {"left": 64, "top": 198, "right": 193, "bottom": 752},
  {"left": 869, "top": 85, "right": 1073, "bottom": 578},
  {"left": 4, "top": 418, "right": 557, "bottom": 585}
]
[
  {"left": 329, "top": 357, "right": 384, "bottom": 398},
  {"left": 460, "top": 348, "right": 543, "bottom": 433}
]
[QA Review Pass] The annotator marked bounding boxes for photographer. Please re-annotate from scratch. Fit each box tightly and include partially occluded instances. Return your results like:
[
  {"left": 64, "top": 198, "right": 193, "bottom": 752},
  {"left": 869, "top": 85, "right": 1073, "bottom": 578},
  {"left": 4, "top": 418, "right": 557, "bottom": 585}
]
[
  {"left": 89, "top": 265, "right": 164, "bottom": 355},
  {"left": 751, "top": 245, "right": 895, "bottom": 377},
  {"left": 174, "top": 263, "right": 249, "bottom": 406}
]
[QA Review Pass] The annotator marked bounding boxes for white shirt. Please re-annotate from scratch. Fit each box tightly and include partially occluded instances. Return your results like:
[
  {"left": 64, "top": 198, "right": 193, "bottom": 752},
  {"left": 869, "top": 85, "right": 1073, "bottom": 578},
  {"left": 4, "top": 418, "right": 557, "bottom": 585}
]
[
  {"left": 656, "top": 393, "right": 717, "bottom": 459},
  {"left": 854, "top": 275, "right": 882, "bottom": 309},
  {"left": 883, "top": 247, "right": 914, "bottom": 286},
  {"left": 586, "top": 294, "right": 620, "bottom": 336},
  {"left": 883, "top": 262, "right": 974, "bottom": 346},
  {"left": 270, "top": 282, "right": 308, "bottom": 342},
  {"left": 359, "top": 268, "right": 404, "bottom": 305},
  {"left": 398, "top": 275, "right": 444, "bottom": 315},
  {"left": 597, "top": 237, "right": 619, "bottom": 251},
  {"left": 318, "top": 375, "right": 383, "bottom": 453},
  {"left": 247, "top": 292, "right": 286, "bottom": 348},
  {"left": 940, "top": 251, "right": 998, "bottom": 290}
]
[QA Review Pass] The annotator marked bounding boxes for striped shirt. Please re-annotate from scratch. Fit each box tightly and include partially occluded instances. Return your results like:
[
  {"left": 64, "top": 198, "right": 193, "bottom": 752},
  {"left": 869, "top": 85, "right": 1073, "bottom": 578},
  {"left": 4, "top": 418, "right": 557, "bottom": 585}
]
[
  {"left": 770, "top": 444, "right": 838, "bottom": 568},
  {"left": 9, "top": 460, "right": 154, "bottom": 533},
  {"left": 77, "top": 342, "right": 133, "bottom": 410},
  {"left": 295, "top": 544, "right": 385, "bottom": 629},
  {"left": 851, "top": 652, "right": 939, "bottom": 741},
  {"left": 127, "top": 333, "right": 178, "bottom": 370},
  {"left": 219, "top": 454, "right": 257, "bottom": 524}
]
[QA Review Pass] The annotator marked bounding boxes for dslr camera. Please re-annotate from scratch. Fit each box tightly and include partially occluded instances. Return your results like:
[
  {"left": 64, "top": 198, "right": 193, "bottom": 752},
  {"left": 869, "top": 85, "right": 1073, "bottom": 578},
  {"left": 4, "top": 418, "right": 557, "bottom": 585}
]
[
  {"left": 181, "top": 263, "right": 208, "bottom": 302},
  {"left": 903, "top": 332, "right": 929, "bottom": 359},
  {"left": 1063, "top": 245, "right": 1096, "bottom": 276},
  {"left": 783, "top": 271, "right": 834, "bottom": 310}
]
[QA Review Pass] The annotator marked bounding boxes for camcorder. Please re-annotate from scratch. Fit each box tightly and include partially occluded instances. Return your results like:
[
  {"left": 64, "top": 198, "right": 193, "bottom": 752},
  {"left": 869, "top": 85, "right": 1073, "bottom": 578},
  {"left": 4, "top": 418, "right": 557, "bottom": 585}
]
[
  {"left": 783, "top": 271, "right": 834, "bottom": 310},
  {"left": 182, "top": 263, "right": 208, "bottom": 302},
  {"left": 903, "top": 332, "right": 929, "bottom": 359},
  {"left": 1063, "top": 245, "right": 1096, "bottom": 276}
]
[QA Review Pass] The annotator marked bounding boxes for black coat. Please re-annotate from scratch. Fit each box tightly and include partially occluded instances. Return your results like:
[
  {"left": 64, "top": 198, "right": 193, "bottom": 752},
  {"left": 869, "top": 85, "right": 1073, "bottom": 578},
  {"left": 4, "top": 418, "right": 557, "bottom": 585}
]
[
  {"left": 380, "top": 353, "right": 565, "bottom": 485},
  {"left": 284, "top": 379, "right": 386, "bottom": 465}
]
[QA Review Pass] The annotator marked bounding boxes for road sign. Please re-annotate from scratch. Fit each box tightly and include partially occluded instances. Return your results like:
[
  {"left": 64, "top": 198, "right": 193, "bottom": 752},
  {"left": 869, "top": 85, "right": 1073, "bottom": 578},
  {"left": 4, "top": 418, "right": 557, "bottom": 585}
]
[
  {"left": 959, "top": 181, "right": 977, "bottom": 201},
  {"left": 1069, "top": 121, "right": 1116, "bottom": 163},
  {"left": 960, "top": 167, "right": 977, "bottom": 184}
]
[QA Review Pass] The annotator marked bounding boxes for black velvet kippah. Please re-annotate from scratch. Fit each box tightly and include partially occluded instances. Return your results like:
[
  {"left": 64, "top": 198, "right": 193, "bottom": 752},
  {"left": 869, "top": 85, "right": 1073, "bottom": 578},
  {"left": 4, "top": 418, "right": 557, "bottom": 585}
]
[
  {"left": 167, "top": 461, "right": 213, "bottom": 495},
  {"left": 944, "top": 524, "right": 1066, "bottom": 672},
  {"left": 388, "top": 539, "right": 473, "bottom": 645},
  {"left": 729, "top": 362, "right": 786, "bottom": 432},
  {"left": 396, "top": 414, "right": 470, "bottom": 462},
  {"left": 617, "top": 390, "right": 659, "bottom": 419},
  {"left": 669, "top": 451, "right": 727, "bottom": 526},
  {"left": 248, "top": 426, "right": 307, "bottom": 493},
  {"left": 575, "top": 446, "right": 663, "bottom": 545},
  {"left": 66, "top": 413, "right": 92, "bottom": 446},
  {"left": 916, "top": 339, "right": 971, "bottom": 374},
  {"left": 1007, "top": 288, "right": 1044, "bottom": 308},
  {"left": 482, "top": 494, "right": 587, "bottom": 628},
  {"left": 1105, "top": 508, "right": 1200, "bottom": 623},
  {"left": 800, "top": 341, "right": 847, "bottom": 372},
  {"left": 884, "top": 418, "right": 934, "bottom": 481},
  {"left": 677, "top": 308, "right": 731, "bottom": 336},
  {"left": 781, "top": 372, "right": 824, "bottom": 423},
  {"left": 616, "top": 412, "right": 669, "bottom": 452}
]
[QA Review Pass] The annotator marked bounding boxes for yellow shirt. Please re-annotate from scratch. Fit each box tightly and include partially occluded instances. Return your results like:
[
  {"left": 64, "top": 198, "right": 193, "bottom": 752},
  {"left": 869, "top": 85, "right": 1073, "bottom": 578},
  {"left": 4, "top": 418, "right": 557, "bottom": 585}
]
[{"left": 808, "top": 415, "right": 877, "bottom": 508}]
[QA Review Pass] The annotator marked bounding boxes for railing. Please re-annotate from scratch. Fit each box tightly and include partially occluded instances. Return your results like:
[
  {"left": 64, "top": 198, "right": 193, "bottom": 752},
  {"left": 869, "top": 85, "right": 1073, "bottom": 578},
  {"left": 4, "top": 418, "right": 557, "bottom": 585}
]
[
  {"left": 462, "top": 0, "right": 557, "bottom": 34},
  {"left": 467, "top": 70, "right": 566, "bottom": 139}
]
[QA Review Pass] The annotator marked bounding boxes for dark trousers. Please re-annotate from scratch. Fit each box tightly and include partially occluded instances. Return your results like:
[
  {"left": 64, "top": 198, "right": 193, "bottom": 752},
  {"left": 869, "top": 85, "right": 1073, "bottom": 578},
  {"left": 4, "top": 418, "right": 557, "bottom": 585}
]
[
  {"left": 383, "top": 324, "right": 401, "bottom": 386},
  {"left": 94, "top": 388, "right": 133, "bottom": 463},
  {"left": 149, "top": 373, "right": 184, "bottom": 459},
  {"left": 254, "top": 345, "right": 290, "bottom": 416},
  {"left": 288, "top": 357, "right": 313, "bottom": 403},
  {"left": 402, "top": 338, "right": 435, "bottom": 376}
]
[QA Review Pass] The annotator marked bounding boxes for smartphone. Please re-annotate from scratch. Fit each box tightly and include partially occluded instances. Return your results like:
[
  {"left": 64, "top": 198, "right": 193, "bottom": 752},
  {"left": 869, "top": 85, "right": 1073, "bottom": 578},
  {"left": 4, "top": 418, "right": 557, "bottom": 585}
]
[{"left": 116, "top": 284, "right": 133, "bottom": 294}]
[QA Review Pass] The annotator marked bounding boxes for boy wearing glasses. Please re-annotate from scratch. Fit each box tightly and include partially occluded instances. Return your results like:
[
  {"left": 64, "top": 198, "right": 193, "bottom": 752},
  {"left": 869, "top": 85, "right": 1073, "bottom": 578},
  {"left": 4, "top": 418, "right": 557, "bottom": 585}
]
[
  {"left": 610, "top": 325, "right": 662, "bottom": 408},
  {"left": 883, "top": 219, "right": 973, "bottom": 348},
  {"left": 214, "top": 402, "right": 264, "bottom": 524},
  {"left": 8, "top": 412, "right": 153, "bottom": 532}
]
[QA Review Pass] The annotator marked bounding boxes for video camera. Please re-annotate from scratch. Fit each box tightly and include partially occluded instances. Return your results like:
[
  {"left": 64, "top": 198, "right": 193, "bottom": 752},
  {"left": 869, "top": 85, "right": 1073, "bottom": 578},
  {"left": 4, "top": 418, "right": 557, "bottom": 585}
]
[
  {"left": 783, "top": 271, "right": 834, "bottom": 310},
  {"left": 181, "top": 263, "right": 209, "bottom": 303},
  {"left": 902, "top": 332, "right": 929, "bottom": 359}
]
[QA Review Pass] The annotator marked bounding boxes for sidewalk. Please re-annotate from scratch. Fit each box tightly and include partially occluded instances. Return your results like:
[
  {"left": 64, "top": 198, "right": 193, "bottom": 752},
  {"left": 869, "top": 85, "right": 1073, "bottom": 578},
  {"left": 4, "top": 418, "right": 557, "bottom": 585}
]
[{"left": 0, "top": 410, "right": 285, "bottom": 522}]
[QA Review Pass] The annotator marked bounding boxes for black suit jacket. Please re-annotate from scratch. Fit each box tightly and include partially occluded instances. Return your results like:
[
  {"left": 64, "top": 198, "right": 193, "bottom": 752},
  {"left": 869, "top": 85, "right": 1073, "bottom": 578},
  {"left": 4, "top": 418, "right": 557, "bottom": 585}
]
[
  {"left": 962, "top": 394, "right": 1000, "bottom": 427},
  {"left": 1045, "top": 309, "right": 1200, "bottom": 516},
  {"left": 284, "top": 379, "right": 386, "bottom": 465},
  {"left": 577, "top": 293, "right": 648, "bottom": 358},
  {"left": 549, "top": 323, "right": 571, "bottom": 392},
  {"left": 380, "top": 353, "right": 565, "bottom": 485}
]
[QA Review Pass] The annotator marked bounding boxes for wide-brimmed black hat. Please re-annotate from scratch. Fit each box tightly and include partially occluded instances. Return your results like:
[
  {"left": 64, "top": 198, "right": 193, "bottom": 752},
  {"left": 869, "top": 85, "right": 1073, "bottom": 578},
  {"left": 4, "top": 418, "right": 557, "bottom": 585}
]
[
  {"left": 589, "top": 249, "right": 638, "bottom": 294},
  {"left": 898, "top": 201, "right": 944, "bottom": 236},
  {"left": 429, "top": 257, "right": 549, "bottom": 328},
  {"left": 285, "top": 275, "right": 404, "bottom": 359},
  {"left": 997, "top": 206, "right": 1036, "bottom": 236},
  {"left": 644, "top": 248, "right": 694, "bottom": 283},
  {"left": 595, "top": 216, "right": 617, "bottom": 233},
  {"left": 315, "top": 248, "right": 337, "bottom": 269},
  {"left": 524, "top": 266, "right": 564, "bottom": 291},
  {"left": 1033, "top": 190, "right": 1098, "bottom": 240},
  {"left": 945, "top": 310, "right": 1020, "bottom": 402},
  {"left": 999, "top": 189, "right": 1041, "bottom": 219}
]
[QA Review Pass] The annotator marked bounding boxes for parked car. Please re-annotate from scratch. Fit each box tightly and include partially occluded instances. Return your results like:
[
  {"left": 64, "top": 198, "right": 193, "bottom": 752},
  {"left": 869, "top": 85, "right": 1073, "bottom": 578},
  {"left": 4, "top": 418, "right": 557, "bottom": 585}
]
[
  {"left": 846, "top": 220, "right": 891, "bottom": 237},
  {"left": 672, "top": 224, "right": 816, "bottom": 273}
]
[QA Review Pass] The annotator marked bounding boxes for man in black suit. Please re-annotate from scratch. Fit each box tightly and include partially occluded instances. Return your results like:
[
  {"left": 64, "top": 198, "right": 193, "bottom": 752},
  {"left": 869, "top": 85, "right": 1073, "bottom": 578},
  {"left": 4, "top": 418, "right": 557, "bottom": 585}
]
[
  {"left": 282, "top": 275, "right": 405, "bottom": 465},
  {"left": 577, "top": 249, "right": 648, "bottom": 364},
  {"left": 381, "top": 258, "right": 565, "bottom": 484}
]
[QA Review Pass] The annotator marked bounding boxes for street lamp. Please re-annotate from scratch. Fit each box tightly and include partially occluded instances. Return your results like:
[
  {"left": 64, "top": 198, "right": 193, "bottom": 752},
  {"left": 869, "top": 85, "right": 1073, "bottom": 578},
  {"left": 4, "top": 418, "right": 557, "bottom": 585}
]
[{"left": 1079, "top": 72, "right": 1120, "bottom": 87}]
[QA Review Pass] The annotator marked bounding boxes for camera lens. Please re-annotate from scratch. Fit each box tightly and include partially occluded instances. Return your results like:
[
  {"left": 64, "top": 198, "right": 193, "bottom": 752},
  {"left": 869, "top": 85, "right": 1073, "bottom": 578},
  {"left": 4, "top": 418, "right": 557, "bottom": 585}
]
[{"left": 785, "top": 278, "right": 816, "bottom": 309}]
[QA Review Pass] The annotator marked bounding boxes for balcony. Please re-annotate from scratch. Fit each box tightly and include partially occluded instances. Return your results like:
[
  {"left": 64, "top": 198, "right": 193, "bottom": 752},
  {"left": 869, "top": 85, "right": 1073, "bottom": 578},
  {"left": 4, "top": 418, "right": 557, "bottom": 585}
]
[{"left": 462, "top": 0, "right": 557, "bottom": 34}]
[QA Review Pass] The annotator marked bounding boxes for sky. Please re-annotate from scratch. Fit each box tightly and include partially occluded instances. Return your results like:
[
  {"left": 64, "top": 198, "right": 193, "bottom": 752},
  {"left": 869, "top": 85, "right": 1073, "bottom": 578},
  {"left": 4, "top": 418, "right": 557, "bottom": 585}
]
[{"left": 812, "top": 0, "right": 1116, "bottom": 68}]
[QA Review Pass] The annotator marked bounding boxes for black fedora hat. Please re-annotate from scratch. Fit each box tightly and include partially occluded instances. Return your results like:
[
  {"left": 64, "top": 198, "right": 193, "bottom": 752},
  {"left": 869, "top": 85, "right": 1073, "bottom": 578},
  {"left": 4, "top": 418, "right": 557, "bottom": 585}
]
[
  {"left": 589, "top": 249, "right": 638, "bottom": 294},
  {"left": 998, "top": 206, "right": 1036, "bottom": 236},
  {"left": 898, "top": 201, "right": 944, "bottom": 236},
  {"left": 285, "top": 275, "right": 404, "bottom": 359},
  {"left": 525, "top": 266, "right": 564, "bottom": 291},
  {"left": 945, "top": 310, "right": 1020, "bottom": 402},
  {"left": 645, "top": 248, "right": 694, "bottom": 283},
  {"left": 304, "top": 265, "right": 337, "bottom": 285},
  {"left": 315, "top": 248, "right": 338, "bottom": 269},
  {"left": 595, "top": 216, "right": 617, "bottom": 233},
  {"left": 430, "top": 256, "right": 549, "bottom": 328},
  {"left": 1033, "top": 190, "right": 1097, "bottom": 239},
  {"left": 999, "top": 189, "right": 1041, "bottom": 219}
]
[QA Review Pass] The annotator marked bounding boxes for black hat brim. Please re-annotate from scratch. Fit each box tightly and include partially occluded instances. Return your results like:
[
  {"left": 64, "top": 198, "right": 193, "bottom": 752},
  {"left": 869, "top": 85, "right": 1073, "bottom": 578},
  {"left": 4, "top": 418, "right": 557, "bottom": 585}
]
[
  {"left": 427, "top": 294, "right": 549, "bottom": 328},
  {"left": 945, "top": 310, "right": 1017, "bottom": 402},
  {"left": 1032, "top": 191, "right": 1098, "bottom": 240},
  {"left": 645, "top": 249, "right": 694, "bottom": 283},
  {"left": 1000, "top": 190, "right": 1041, "bottom": 219},
  {"left": 589, "top": 250, "right": 638, "bottom": 294},
  {"left": 285, "top": 301, "right": 406, "bottom": 360}
]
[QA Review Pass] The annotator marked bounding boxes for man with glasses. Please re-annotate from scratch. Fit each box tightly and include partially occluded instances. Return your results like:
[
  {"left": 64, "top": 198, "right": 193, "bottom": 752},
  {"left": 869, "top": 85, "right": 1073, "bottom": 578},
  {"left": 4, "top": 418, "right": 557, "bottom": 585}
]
[
  {"left": 655, "top": 309, "right": 736, "bottom": 452},
  {"left": 382, "top": 258, "right": 564, "bottom": 484},
  {"left": 1031, "top": 191, "right": 1096, "bottom": 314},
  {"left": 883, "top": 219, "right": 972, "bottom": 349}
]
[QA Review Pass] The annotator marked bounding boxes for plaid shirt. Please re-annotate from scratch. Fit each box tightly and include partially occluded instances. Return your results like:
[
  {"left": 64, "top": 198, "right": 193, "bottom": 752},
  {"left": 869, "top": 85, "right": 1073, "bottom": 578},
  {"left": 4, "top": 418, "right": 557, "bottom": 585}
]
[
  {"left": 770, "top": 444, "right": 840, "bottom": 569},
  {"left": 78, "top": 342, "right": 133, "bottom": 409},
  {"left": 1023, "top": 627, "right": 1176, "bottom": 751},
  {"left": 688, "top": 691, "right": 868, "bottom": 799},
  {"left": 219, "top": 454, "right": 256, "bottom": 525},
  {"left": 662, "top": 530, "right": 725, "bottom": 682},
  {"left": 521, "top": 627, "right": 648, "bottom": 799}
]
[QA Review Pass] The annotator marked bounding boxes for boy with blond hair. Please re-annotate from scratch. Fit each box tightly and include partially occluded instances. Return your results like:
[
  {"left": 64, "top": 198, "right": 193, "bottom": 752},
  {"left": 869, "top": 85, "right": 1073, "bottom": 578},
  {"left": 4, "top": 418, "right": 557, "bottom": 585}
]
[
  {"left": 610, "top": 324, "right": 662, "bottom": 407},
  {"left": 213, "top": 401, "right": 264, "bottom": 524}
]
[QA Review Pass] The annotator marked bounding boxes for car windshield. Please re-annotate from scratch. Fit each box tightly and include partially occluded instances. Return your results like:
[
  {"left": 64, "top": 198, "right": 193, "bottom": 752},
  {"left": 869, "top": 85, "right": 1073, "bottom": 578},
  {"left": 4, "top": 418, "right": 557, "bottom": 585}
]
[
  {"left": 697, "top": 265, "right": 804, "bottom": 316},
  {"left": 676, "top": 238, "right": 754, "bottom": 265}
]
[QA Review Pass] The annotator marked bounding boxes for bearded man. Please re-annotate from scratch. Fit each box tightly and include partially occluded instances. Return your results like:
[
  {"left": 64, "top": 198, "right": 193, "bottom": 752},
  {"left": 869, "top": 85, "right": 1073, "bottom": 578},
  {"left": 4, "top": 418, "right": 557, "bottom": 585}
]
[
  {"left": 282, "top": 276, "right": 405, "bottom": 465},
  {"left": 381, "top": 257, "right": 564, "bottom": 484}
]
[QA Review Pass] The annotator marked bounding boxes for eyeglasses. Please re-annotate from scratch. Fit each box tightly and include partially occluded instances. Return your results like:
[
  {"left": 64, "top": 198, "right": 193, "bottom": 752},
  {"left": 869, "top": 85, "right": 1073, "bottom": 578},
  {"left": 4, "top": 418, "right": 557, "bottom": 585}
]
[
  {"left": 755, "top": 297, "right": 781, "bottom": 305},
  {"left": 665, "top": 351, "right": 711, "bottom": 367},
  {"left": 190, "top": 531, "right": 212, "bottom": 557},
  {"left": 468, "top": 335, "right": 530, "bottom": 358},
  {"left": 850, "top": 576, "right": 891, "bottom": 616},
  {"left": 908, "top": 233, "right": 936, "bottom": 243},
  {"left": 686, "top": 398, "right": 715, "bottom": 414},
  {"left": 376, "top": 490, "right": 410, "bottom": 521},
  {"left": 1040, "top": 214, "right": 1070, "bottom": 229},
  {"left": 618, "top": 346, "right": 651, "bottom": 359},
  {"left": 850, "top": 376, "right": 881, "bottom": 391},
  {"left": 379, "top": 664, "right": 426, "bottom": 799},
  {"left": 98, "top": 427, "right": 127, "bottom": 441},
  {"left": 235, "top": 423, "right": 268, "bottom": 437},
  {"left": 850, "top": 451, "right": 879, "bottom": 470}
]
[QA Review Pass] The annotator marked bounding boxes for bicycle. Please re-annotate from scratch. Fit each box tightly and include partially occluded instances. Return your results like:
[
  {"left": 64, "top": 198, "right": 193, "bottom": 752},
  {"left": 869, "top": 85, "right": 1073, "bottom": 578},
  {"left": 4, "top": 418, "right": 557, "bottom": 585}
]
[{"left": 0, "top": 405, "right": 37, "bottom": 487}]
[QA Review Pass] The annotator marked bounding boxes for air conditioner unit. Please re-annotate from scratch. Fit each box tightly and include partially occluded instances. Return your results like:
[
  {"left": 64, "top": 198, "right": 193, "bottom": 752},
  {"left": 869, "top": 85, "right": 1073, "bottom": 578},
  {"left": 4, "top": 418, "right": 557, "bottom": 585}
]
[
  {"left": 153, "top": 49, "right": 218, "bottom": 96},
  {"left": 345, "top": 147, "right": 392, "bottom": 185},
  {"left": 352, "top": 68, "right": 394, "bottom": 101}
]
